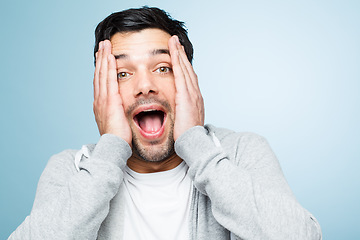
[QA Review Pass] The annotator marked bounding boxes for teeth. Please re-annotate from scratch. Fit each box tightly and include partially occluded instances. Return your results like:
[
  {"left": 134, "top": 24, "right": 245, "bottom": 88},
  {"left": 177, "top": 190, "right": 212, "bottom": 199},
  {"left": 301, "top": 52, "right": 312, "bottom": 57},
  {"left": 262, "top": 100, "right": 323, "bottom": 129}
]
[{"left": 142, "top": 109, "right": 157, "bottom": 112}]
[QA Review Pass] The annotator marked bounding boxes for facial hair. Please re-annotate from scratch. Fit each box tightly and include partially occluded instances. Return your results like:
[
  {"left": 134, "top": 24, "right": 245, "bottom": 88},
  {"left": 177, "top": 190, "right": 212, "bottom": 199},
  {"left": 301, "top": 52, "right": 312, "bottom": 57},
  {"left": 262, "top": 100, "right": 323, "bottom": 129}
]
[{"left": 126, "top": 97, "right": 175, "bottom": 162}]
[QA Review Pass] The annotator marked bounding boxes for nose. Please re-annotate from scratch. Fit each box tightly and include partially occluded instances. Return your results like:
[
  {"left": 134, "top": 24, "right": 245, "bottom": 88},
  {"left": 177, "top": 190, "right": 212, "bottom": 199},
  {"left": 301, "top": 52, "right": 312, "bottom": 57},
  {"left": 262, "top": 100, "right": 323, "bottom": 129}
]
[{"left": 133, "top": 71, "right": 158, "bottom": 97}]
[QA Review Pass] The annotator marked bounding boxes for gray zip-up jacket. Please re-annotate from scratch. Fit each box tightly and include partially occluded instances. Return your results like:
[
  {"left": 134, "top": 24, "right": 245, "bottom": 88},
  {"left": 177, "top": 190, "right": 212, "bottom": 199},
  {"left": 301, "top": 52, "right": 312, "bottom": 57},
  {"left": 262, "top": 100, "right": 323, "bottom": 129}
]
[{"left": 9, "top": 125, "right": 322, "bottom": 239}]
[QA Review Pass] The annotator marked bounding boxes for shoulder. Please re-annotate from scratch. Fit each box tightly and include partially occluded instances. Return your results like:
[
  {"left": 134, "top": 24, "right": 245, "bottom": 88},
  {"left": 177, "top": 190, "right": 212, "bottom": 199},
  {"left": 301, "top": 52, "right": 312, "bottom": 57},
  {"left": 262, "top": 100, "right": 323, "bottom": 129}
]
[
  {"left": 45, "top": 143, "right": 96, "bottom": 170},
  {"left": 40, "top": 149, "right": 80, "bottom": 180},
  {"left": 40, "top": 144, "right": 93, "bottom": 183},
  {"left": 206, "top": 124, "right": 275, "bottom": 167},
  {"left": 47, "top": 149, "right": 78, "bottom": 168},
  {"left": 206, "top": 124, "right": 267, "bottom": 145}
]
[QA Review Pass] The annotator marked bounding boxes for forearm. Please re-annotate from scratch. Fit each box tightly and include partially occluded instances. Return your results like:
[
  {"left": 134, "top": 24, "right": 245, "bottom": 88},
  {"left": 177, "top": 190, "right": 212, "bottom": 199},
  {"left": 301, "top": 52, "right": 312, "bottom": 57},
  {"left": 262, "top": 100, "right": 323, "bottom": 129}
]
[
  {"left": 175, "top": 126, "right": 322, "bottom": 240},
  {"left": 9, "top": 134, "right": 131, "bottom": 240}
]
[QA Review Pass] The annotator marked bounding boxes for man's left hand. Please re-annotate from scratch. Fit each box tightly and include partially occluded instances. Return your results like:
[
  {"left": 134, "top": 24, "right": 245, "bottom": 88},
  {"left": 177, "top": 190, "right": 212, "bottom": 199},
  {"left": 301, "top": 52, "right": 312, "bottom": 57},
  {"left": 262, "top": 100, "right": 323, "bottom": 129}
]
[{"left": 169, "top": 35, "right": 205, "bottom": 141}]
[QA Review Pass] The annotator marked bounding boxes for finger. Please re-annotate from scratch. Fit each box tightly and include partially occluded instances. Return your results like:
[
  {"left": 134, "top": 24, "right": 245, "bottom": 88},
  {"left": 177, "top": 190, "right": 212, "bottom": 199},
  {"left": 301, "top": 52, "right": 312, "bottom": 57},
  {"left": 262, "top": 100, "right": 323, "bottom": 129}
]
[
  {"left": 177, "top": 48, "right": 193, "bottom": 93},
  {"left": 94, "top": 41, "right": 103, "bottom": 99},
  {"left": 176, "top": 38, "right": 204, "bottom": 123},
  {"left": 99, "top": 40, "right": 110, "bottom": 98},
  {"left": 177, "top": 40, "right": 200, "bottom": 93},
  {"left": 105, "top": 40, "right": 118, "bottom": 96},
  {"left": 175, "top": 38, "right": 197, "bottom": 96},
  {"left": 169, "top": 36, "right": 188, "bottom": 94},
  {"left": 107, "top": 53, "right": 119, "bottom": 97}
]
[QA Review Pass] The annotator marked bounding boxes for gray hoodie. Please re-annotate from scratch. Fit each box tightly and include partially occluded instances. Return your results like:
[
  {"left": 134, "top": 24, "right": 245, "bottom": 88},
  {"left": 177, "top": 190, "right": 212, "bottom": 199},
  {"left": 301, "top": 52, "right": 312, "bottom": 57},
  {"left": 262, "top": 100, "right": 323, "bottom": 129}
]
[{"left": 9, "top": 125, "right": 322, "bottom": 240}]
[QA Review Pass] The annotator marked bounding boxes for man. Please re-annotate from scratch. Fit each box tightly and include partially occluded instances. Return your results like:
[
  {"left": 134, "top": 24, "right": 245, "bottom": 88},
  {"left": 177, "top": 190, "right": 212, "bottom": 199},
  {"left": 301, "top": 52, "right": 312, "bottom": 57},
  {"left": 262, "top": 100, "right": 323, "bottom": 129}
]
[{"left": 9, "top": 7, "right": 322, "bottom": 240}]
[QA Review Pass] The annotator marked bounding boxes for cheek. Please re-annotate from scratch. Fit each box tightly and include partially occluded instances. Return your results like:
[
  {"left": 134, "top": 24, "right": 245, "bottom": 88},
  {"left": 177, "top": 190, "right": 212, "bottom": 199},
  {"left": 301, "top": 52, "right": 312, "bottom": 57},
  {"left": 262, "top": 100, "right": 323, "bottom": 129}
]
[
  {"left": 163, "top": 83, "right": 176, "bottom": 108},
  {"left": 118, "top": 83, "right": 133, "bottom": 108}
]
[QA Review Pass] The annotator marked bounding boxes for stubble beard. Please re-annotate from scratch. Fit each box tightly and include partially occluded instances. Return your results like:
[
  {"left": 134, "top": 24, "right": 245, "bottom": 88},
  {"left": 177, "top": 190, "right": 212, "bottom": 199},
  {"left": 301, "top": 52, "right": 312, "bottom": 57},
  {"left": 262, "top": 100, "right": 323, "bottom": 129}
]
[
  {"left": 127, "top": 97, "right": 175, "bottom": 163},
  {"left": 131, "top": 120, "right": 175, "bottom": 162}
]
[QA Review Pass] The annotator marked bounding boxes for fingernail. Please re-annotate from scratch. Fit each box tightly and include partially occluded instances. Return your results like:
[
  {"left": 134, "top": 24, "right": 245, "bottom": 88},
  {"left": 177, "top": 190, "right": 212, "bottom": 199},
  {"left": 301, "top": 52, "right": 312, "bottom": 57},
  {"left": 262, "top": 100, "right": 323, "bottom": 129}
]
[{"left": 175, "top": 35, "right": 180, "bottom": 45}]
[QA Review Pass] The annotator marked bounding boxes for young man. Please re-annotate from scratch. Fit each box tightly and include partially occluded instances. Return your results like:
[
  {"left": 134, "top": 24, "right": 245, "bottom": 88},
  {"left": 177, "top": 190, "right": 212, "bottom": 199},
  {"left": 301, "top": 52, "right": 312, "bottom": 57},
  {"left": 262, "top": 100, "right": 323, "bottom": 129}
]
[{"left": 9, "top": 7, "right": 322, "bottom": 240}]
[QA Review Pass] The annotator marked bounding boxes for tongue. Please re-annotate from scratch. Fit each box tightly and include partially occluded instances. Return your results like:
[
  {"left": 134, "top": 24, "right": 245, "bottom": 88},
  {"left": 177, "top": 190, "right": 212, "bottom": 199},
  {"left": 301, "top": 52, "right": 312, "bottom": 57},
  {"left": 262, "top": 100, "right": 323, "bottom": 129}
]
[{"left": 138, "top": 113, "right": 162, "bottom": 133}]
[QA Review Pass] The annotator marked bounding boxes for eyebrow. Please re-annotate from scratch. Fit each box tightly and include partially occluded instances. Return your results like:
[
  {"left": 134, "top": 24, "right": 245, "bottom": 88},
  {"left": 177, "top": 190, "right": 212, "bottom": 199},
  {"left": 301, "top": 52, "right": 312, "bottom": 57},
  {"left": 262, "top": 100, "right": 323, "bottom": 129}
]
[
  {"left": 151, "top": 49, "right": 170, "bottom": 56},
  {"left": 114, "top": 53, "right": 129, "bottom": 60},
  {"left": 114, "top": 48, "right": 170, "bottom": 60}
]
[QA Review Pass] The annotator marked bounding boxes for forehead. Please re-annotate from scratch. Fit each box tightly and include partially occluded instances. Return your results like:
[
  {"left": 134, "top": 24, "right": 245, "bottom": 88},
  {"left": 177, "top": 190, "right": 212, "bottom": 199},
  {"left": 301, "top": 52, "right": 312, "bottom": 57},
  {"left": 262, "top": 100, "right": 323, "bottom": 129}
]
[{"left": 110, "top": 28, "right": 172, "bottom": 57}]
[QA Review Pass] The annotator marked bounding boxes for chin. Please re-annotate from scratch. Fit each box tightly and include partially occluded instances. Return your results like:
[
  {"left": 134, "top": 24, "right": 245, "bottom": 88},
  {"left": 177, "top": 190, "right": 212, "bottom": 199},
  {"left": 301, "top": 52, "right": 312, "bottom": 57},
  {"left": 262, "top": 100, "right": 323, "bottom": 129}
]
[
  {"left": 131, "top": 130, "right": 175, "bottom": 162},
  {"left": 126, "top": 96, "right": 175, "bottom": 162}
]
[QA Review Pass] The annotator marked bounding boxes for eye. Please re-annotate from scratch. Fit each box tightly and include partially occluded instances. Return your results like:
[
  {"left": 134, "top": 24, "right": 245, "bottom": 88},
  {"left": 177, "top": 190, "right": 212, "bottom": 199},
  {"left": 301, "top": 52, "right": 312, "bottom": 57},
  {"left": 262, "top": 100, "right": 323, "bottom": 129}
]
[
  {"left": 117, "top": 72, "right": 130, "bottom": 80},
  {"left": 155, "top": 66, "right": 172, "bottom": 74}
]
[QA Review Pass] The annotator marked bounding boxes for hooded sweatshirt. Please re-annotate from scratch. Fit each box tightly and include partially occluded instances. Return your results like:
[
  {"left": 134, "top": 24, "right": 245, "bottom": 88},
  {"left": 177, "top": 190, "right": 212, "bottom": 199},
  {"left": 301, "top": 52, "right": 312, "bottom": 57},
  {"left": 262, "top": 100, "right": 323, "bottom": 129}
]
[{"left": 9, "top": 125, "right": 322, "bottom": 240}]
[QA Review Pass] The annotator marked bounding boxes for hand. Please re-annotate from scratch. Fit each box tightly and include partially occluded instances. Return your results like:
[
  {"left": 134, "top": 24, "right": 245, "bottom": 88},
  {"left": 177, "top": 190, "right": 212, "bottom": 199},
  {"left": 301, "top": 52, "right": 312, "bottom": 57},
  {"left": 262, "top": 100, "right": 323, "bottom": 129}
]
[
  {"left": 93, "top": 40, "right": 132, "bottom": 145},
  {"left": 169, "top": 36, "right": 205, "bottom": 141}
]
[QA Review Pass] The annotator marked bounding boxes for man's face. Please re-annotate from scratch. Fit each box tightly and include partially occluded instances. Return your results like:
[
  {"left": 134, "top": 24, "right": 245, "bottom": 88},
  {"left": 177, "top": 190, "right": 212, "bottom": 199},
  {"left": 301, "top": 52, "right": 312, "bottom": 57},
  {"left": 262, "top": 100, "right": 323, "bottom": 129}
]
[{"left": 110, "top": 29, "right": 176, "bottom": 162}]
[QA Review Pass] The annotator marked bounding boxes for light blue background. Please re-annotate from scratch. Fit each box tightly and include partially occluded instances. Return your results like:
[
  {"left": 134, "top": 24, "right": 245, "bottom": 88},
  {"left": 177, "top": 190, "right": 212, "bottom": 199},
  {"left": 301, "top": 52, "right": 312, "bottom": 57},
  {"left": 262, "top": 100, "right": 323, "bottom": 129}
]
[{"left": 1, "top": 0, "right": 359, "bottom": 239}]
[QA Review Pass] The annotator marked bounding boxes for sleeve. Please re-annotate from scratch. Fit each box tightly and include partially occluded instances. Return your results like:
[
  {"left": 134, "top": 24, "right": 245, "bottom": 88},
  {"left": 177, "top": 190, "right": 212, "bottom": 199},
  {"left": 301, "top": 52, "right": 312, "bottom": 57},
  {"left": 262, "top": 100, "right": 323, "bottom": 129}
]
[
  {"left": 8, "top": 134, "right": 132, "bottom": 240},
  {"left": 175, "top": 126, "right": 322, "bottom": 240}
]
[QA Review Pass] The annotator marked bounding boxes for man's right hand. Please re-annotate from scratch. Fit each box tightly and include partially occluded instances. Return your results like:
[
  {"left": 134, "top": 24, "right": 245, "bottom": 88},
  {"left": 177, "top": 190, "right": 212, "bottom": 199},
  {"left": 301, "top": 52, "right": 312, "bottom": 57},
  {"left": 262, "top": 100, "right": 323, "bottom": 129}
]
[{"left": 93, "top": 40, "right": 132, "bottom": 146}]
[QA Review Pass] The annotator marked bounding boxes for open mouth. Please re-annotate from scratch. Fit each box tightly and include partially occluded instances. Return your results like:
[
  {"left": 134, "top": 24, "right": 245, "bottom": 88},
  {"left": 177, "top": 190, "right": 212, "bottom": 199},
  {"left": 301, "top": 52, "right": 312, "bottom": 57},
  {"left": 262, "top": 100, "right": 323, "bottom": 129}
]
[{"left": 133, "top": 109, "right": 166, "bottom": 139}]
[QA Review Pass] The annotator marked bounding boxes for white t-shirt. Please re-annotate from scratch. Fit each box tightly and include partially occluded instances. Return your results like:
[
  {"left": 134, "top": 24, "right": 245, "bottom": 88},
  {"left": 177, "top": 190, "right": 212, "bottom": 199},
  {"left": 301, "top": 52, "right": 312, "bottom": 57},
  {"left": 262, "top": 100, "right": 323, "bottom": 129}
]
[{"left": 122, "top": 161, "right": 193, "bottom": 240}]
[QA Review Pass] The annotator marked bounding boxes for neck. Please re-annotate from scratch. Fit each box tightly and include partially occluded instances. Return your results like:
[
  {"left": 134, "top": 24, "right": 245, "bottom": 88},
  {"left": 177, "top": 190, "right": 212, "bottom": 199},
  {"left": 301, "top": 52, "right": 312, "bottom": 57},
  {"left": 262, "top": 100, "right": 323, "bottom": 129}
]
[{"left": 127, "top": 153, "right": 183, "bottom": 173}]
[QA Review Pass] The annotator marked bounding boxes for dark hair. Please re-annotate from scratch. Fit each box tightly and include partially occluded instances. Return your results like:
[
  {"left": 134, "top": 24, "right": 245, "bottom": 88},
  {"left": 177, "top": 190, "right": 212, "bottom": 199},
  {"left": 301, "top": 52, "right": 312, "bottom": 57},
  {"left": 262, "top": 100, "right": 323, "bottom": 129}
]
[{"left": 94, "top": 6, "right": 193, "bottom": 64}]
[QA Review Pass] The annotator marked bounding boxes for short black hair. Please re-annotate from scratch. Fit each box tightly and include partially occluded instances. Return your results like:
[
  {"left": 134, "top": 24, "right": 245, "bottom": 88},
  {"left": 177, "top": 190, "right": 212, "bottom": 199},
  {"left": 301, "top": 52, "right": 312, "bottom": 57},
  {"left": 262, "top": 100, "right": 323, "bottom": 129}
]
[{"left": 94, "top": 6, "right": 193, "bottom": 64}]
